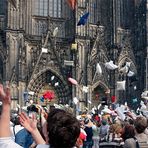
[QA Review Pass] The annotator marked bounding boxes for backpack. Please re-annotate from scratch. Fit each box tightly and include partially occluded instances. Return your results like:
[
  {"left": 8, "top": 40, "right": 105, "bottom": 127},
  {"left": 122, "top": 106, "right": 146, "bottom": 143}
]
[{"left": 14, "top": 127, "right": 34, "bottom": 148}]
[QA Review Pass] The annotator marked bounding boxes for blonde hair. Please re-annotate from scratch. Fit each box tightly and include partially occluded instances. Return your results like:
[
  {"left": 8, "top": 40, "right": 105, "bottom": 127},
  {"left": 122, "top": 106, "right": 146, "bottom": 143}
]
[{"left": 109, "top": 123, "right": 122, "bottom": 134}]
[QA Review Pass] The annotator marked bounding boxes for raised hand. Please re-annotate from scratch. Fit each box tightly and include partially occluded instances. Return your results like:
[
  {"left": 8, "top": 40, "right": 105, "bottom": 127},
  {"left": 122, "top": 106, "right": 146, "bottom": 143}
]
[
  {"left": 0, "top": 83, "right": 11, "bottom": 137},
  {"left": 19, "top": 112, "right": 46, "bottom": 144},
  {"left": 0, "top": 84, "right": 11, "bottom": 105},
  {"left": 19, "top": 112, "right": 37, "bottom": 133}
]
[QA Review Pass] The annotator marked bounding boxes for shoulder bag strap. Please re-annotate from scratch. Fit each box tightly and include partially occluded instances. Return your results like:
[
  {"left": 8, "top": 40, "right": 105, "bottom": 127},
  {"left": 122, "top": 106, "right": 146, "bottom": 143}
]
[
  {"left": 13, "top": 125, "right": 17, "bottom": 142},
  {"left": 133, "top": 137, "right": 140, "bottom": 148},
  {"left": 13, "top": 125, "right": 16, "bottom": 136}
]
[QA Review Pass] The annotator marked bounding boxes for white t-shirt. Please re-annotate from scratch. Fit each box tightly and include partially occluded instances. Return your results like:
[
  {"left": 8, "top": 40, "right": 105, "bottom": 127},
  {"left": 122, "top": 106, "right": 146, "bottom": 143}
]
[
  {"left": 0, "top": 137, "right": 50, "bottom": 148},
  {"left": 0, "top": 137, "right": 22, "bottom": 148},
  {"left": 0, "top": 137, "right": 77, "bottom": 148},
  {"left": 36, "top": 144, "right": 49, "bottom": 148},
  {"left": 10, "top": 125, "right": 24, "bottom": 137}
]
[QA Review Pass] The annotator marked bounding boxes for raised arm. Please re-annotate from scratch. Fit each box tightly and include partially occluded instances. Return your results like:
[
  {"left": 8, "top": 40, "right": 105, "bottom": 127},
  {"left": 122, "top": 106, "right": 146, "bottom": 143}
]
[
  {"left": 19, "top": 112, "right": 46, "bottom": 144},
  {"left": 0, "top": 84, "right": 11, "bottom": 137}
]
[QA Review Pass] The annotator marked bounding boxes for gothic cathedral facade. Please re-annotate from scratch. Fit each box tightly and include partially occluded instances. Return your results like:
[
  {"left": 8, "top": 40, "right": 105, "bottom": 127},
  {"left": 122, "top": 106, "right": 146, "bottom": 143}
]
[{"left": 0, "top": 0, "right": 147, "bottom": 110}]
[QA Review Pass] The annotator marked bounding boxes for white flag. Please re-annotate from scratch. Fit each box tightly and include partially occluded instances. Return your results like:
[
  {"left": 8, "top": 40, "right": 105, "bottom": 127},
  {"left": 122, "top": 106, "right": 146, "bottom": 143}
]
[
  {"left": 54, "top": 82, "right": 59, "bottom": 86},
  {"left": 42, "top": 48, "right": 48, "bottom": 53},
  {"left": 105, "top": 60, "right": 118, "bottom": 70},
  {"left": 82, "top": 86, "right": 89, "bottom": 93},
  {"left": 96, "top": 63, "right": 102, "bottom": 75},
  {"left": 141, "top": 91, "right": 148, "bottom": 100},
  {"left": 51, "top": 76, "right": 55, "bottom": 81},
  {"left": 127, "top": 71, "right": 134, "bottom": 77},
  {"left": 119, "top": 66, "right": 129, "bottom": 74},
  {"left": 73, "top": 97, "right": 79, "bottom": 104},
  {"left": 53, "top": 27, "right": 58, "bottom": 37},
  {"left": 117, "top": 80, "right": 126, "bottom": 90},
  {"left": 28, "top": 91, "right": 35, "bottom": 95}
]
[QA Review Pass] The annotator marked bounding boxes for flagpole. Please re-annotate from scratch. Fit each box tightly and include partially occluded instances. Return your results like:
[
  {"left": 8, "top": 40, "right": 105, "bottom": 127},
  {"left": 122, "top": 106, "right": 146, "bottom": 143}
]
[
  {"left": 146, "top": 47, "right": 148, "bottom": 91},
  {"left": 71, "top": 0, "right": 77, "bottom": 115}
]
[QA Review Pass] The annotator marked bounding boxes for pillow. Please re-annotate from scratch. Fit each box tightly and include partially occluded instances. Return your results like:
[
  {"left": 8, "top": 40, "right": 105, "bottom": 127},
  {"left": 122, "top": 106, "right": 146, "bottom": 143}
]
[{"left": 117, "top": 80, "right": 126, "bottom": 90}]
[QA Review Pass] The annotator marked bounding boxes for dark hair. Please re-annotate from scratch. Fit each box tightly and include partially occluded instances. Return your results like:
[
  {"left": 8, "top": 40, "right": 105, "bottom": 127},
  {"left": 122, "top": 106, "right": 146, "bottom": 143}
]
[
  {"left": 128, "top": 118, "right": 134, "bottom": 125},
  {"left": 13, "top": 116, "right": 20, "bottom": 125},
  {"left": 84, "top": 118, "right": 89, "bottom": 124},
  {"left": 134, "top": 116, "right": 148, "bottom": 134},
  {"left": 47, "top": 109, "right": 80, "bottom": 148},
  {"left": 27, "top": 105, "right": 38, "bottom": 113},
  {"left": 122, "top": 124, "right": 135, "bottom": 141}
]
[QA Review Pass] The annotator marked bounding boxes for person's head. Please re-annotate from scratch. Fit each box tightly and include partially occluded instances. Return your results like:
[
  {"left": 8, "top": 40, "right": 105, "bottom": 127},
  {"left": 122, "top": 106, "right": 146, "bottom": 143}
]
[
  {"left": 109, "top": 124, "right": 115, "bottom": 133},
  {"left": 134, "top": 116, "right": 148, "bottom": 134},
  {"left": 84, "top": 118, "right": 89, "bottom": 125},
  {"left": 122, "top": 124, "right": 135, "bottom": 141},
  {"left": 27, "top": 105, "right": 38, "bottom": 113},
  {"left": 101, "top": 119, "right": 107, "bottom": 125},
  {"left": 10, "top": 113, "right": 19, "bottom": 125},
  {"left": 46, "top": 109, "right": 80, "bottom": 148},
  {"left": 13, "top": 116, "right": 20, "bottom": 125},
  {"left": 128, "top": 118, "right": 134, "bottom": 125},
  {"left": 109, "top": 123, "right": 122, "bottom": 135}
]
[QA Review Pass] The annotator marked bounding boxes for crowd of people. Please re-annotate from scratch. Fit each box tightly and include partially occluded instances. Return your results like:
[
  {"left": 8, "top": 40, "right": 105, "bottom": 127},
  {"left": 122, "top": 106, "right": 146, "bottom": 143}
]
[{"left": 0, "top": 84, "right": 148, "bottom": 148}]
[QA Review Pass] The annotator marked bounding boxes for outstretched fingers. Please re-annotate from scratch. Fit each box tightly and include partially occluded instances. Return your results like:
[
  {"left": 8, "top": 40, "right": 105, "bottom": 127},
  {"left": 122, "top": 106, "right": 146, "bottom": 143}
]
[
  {"left": 19, "top": 112, "right": 37, "bottom": 133},
  {"left": 19, "top": 112, "right": 29, "bottom": 124},
  {"left": 5, "top": 85, "right": 10, "bottom": 96},
  {"left": 32, "top": 113, "right": 37, "bottom": 122},
  {"left": 5, "top": 86, "right": 11, "bottom": 103},
  {"left": 0, "top": 84, "right": 11, "bottom": 104},
  {"left": 0, "top": 84, "right": 5, "bottom": 99}
]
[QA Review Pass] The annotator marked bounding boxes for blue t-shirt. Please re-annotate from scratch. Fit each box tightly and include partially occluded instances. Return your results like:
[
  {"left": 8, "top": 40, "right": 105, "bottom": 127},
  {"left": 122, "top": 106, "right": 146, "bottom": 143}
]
[{"left": 15, "top": 128, "right": 33, "bottom": 148}]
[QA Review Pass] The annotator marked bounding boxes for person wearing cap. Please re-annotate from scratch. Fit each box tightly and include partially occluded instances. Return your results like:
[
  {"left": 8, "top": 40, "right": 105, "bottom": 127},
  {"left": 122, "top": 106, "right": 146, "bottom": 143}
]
[{"left": 99, "top": 119, "right": 110, "bottom": 141}]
